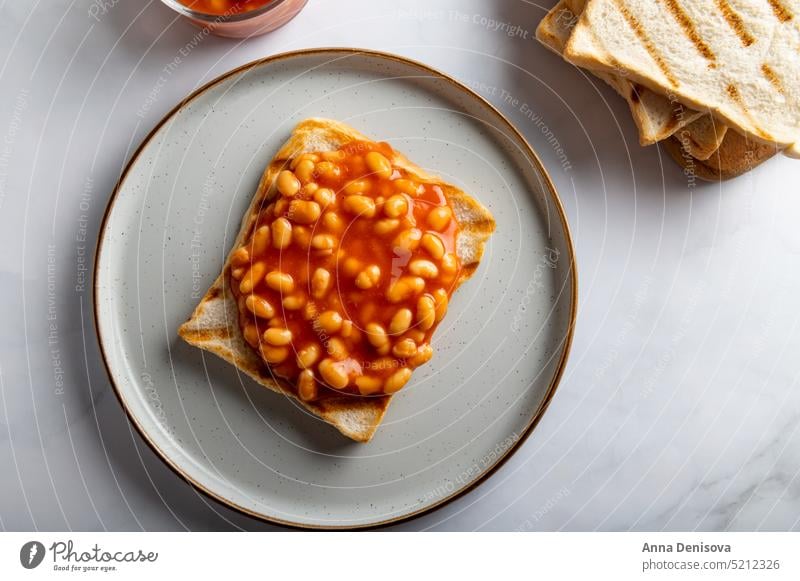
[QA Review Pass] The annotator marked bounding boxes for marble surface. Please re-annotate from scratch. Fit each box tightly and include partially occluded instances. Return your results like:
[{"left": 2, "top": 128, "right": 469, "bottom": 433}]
[{"left": 2, "top": 0, "right": 800, "bottom": 531}]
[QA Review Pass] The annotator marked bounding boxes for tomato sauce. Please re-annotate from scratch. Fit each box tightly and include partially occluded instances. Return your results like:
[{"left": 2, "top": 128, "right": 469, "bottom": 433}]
[{"left": 177, "top": 0, "right": 274, "bottom": 16}]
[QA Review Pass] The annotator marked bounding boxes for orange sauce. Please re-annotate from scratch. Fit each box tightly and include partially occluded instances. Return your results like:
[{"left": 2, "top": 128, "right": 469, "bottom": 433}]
[
  {"left": 229, "top": 141, "right": 461, "bottom": 400},
  {"left": 177, "top": 0, "right": 274, "bottom": 16}
]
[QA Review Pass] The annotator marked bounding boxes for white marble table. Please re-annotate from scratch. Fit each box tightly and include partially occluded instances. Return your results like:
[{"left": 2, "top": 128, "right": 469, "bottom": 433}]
[{"left": 2, "top": 0, "right": 799, "bottom": 531}]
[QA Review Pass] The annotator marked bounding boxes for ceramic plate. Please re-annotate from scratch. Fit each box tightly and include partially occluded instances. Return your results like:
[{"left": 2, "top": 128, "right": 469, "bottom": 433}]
[{"left": 94, "top": 48, "right": 576, "bottom": 529}]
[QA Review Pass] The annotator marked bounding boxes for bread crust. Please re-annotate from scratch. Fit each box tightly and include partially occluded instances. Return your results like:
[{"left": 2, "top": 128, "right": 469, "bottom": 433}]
[{"left": 178, "top": 118, "right": 495, "bottom": 442}]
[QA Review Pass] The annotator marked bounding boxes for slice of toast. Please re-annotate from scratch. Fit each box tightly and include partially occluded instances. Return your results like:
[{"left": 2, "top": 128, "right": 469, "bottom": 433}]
[
  {"left": 564, "top": 0, "right": 800, "bottom": 157},
  {"left": 663, "top": 127, "right": 778, "bottom": 181},
  {"left": 178, "top": 118, "right": 495, "bottom": 442},
  {"left": 536, "top": 0, "right": 707, "bottom": 145}
]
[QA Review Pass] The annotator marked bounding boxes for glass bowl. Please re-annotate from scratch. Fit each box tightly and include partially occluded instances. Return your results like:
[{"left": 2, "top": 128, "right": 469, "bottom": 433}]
[{"left": 160, "top": 0, "right": 308, "bottom": 38}]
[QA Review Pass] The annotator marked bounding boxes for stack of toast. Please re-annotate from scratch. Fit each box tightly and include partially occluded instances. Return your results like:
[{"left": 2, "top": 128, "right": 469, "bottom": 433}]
[{"left": 536, "top": 0, "right": 798, "bottom": 179}]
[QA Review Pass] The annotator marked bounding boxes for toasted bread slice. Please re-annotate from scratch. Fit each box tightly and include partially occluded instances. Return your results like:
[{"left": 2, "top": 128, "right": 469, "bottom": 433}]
[
  {"left": 536, "top": 0, "right": 707, "bottom": 145},
  {"left": 663, "top": 127, "right": 778, "bottom": 180},
  {"left": 178, "top": 118, "right": 495, "bottom": 442},
  {"left": 564, "top": 0, "right": 800, "bottom": 157}
]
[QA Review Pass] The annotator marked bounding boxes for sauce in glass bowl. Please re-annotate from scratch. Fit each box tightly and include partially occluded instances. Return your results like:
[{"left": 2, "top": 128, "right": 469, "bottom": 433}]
[
  {"left": 176, "top": 0, "right": 274, "bottom": 16},
  {"left": 161, "top": 0, "right": 307, "bottom": 37}
]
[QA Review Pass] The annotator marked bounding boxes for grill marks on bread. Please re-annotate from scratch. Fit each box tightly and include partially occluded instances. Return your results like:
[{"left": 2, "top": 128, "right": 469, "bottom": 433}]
[
  {"left": 615, "top": 0, "right": 795, "bottom": 95},
  {"left": 662, "top": 0, "right": 718, "bottom": 62},
  {"left": 611, "top": 0, "right": 720, "bottom": 90},
  {"left": 715, "top": 0, "right": 756, "bottom": 45},
  {"left": 761, "top": 64, "right": 784, "bottom": 93},
  {"left": 613, "top": 0, "right": 681, "bottom": 87},
  {"left": 767, "top": 0, "right": 793, "bottom": 21}
]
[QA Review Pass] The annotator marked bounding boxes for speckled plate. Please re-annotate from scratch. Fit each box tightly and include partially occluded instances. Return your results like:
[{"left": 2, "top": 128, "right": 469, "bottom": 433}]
[{"left": 94, "top": 48, "right": 576, "bottom": 529}]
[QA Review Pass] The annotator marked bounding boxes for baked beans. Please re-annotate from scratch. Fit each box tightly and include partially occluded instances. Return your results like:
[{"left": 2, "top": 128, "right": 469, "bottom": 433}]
[{"left": 230, "top": 141, "right": 462, "bottom": 399}]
